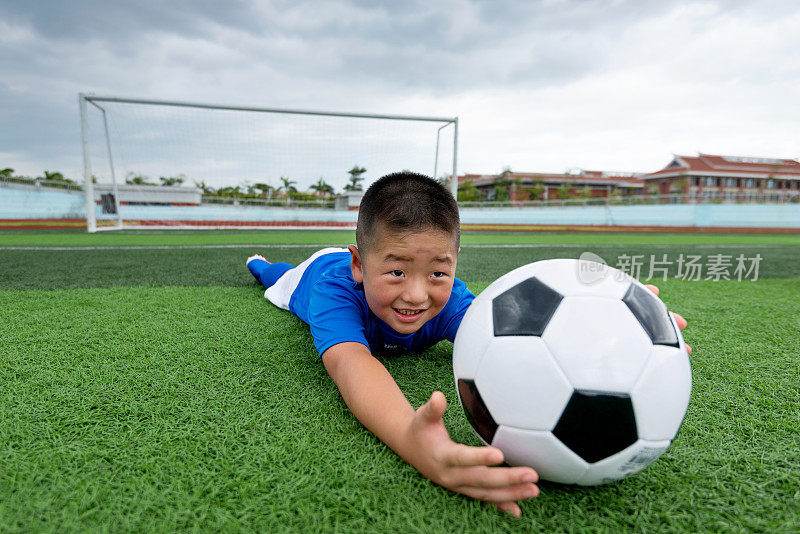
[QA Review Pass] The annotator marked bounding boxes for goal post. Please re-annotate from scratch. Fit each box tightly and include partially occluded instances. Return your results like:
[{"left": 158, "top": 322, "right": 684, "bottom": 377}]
[{"left": 78, "top": 94, "right": 458, "bottom": 232}]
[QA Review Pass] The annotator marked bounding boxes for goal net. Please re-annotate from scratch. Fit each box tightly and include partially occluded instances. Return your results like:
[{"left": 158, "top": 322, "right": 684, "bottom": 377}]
[{"left": 79, "top": 94, "right": 458, "bottom": 232}]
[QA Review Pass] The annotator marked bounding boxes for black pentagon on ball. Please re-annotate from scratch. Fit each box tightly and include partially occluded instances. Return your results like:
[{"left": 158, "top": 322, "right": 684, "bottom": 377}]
[
  {"left": 492, "top": 276, "right": 563, "bottom": 336},
  {"left": 552, "top": 390, "right": 638, "bottom": 464},
  {"left": 622, "top": 283, "right": 680, "bottom": 347},
  {"left": 457, "top": 379, "right": 498, "bottom": 444}
]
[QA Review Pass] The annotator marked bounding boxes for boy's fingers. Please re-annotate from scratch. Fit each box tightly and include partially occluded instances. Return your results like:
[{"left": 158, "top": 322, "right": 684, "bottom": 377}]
[
  {"left": 667, "top": 312, "right": 691, "bottom": 354},
  {"left": 645, "top": 284, "right": 660, "bottom": 296},
  {"left": 419, "top": 391, "right": 447, "bottom": 422},
  {"left": 445, "top": 444, "right": 503, "bottom": 467},
  {"left": 457, "top": 482, "right": 540, "bottom": 503},
  {"left": 448, "top": 464, "right": 539, "bottom": 488},
  {"left": 670, "top": 311, "right": 688, "bottom": 330},
  {"left": 494, "top": 501, "right": 522, "bottom": 518}
]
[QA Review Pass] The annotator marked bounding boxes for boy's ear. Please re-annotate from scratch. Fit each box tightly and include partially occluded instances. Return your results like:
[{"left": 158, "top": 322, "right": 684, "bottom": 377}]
[{"left": 348, "top": 244, "right": 364, "bottom": 283}]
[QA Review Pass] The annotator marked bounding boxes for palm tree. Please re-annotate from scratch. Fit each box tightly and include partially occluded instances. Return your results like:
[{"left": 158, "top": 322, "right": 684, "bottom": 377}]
[
  {"left": 253, "top": 182, "right": 274, "bottom": 199},
  {"left": 216, "top": 185, "right": 242, "bottom": 197},
  {"left": 193, "top": 180, "right": 215, "bottom": 195},
  {"left": 310, "top": 177, "right": 334, "bottom": 197},
  {"left": 0, "top": 168, "right": 13, "bottom": 179},
  {"left": 344, "top": 166, "right": 366, "bottom": 191},
  {"left": 278, "top": 176, "right": 298, "bottom": 205}
]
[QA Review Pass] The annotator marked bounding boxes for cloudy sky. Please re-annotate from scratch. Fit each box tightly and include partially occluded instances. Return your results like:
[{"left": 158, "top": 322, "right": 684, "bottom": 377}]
[{"left": 2, "top": 0, "right": 799, "bottom": 190}]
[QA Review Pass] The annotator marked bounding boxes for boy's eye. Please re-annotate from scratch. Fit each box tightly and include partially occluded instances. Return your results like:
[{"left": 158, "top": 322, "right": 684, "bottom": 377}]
[
  {"left": 390, "top": 270, "right": 404, "bottom": 277},
  {"left": 432, "top": 272, "right": 446, "bottom": 278}
]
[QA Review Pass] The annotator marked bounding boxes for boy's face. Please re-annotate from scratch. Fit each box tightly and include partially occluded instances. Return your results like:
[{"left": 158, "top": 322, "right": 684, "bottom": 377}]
[{"left": 349, "top": 226, "right": 458, "bottom": 335}]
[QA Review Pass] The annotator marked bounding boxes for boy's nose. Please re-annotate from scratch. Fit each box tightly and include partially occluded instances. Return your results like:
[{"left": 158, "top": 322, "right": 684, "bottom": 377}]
[{"left": 402, "top": 279, "right": 428, "bottom": 306}]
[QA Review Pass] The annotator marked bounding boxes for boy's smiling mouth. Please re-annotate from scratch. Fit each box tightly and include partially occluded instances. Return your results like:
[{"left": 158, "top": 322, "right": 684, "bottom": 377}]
[{"left": 393, "top": 307, "right": 426, "bottom": 322}]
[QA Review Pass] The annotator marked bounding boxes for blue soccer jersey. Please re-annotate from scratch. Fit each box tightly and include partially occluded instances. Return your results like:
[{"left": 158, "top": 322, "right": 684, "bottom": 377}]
[{"left": 284, "top": 252, "right": 475, "bottom": 356}]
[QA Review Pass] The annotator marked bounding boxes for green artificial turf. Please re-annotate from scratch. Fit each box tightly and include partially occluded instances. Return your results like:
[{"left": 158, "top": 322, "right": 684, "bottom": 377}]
[
  {"left": 2, "top": 228, "right": 800, "bottom": 247},
  {"left": 0, "top": 243, "right": 798, "bottom": 291},
  {"left": 1, "top": 230, "right": 798, "bottom": 532}
]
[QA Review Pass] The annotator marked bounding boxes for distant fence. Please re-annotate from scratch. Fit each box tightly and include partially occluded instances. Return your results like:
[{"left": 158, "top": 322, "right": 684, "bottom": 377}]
[
  {"left": 460, "top": 192, "right": 800, "bottom": 208},
  {"left": 202, "top": 196, "right": 336, "bottom": 209},
  {"left": 459, "top": 204, "right": 800, "bottom": 229},
  {"left": 4, "top": 176, "right": 798, "bottom": 208},
  {"left": 2, "top": 182, "right": 800, "bottom": 229},
  {"left": 0, "top": 176, "right": 84, "bottom": 194}
]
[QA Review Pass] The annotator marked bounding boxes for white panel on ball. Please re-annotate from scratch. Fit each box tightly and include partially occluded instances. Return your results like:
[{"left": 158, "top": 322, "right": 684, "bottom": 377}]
[
  {"left": 542, "top": 297, "right": 653, "bottom": 393},
  {"left": 631, "top": 346, "right": 692, "bottom": 441},
  {"left": 477, "top": 263, "right": 553, "bottom": 301},
  {"left": 475, "top": 337, "right": 573, "bottom": 430},
  {"left": 492, "top": 426, "right": 589, "bottom": 484},
  {"left": 526, "top": 259, "right": 633, "bottom": 300},
  {"left": 452, "top": 292, "right": 494, "bottom": 379},
  {"left": 577, "top": 439, "right": 671, "bottom": 486}
]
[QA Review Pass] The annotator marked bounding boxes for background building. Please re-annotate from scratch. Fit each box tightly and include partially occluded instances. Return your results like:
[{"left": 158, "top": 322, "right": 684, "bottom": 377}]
[
  {"left": 458, "top": 170, "right": 643, "bottom": 202},
  {"left": 642, "top": 154, "right": 800, "bottom": 200}
]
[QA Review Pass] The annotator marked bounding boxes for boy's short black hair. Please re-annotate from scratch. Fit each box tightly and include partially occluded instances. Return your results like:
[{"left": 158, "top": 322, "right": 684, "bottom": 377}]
[{"left": 356, "top": 172, "right": 460, "bottom": 254}]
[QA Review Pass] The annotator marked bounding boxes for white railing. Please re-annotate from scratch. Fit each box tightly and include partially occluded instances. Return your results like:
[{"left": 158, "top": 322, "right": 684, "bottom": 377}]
[
  {"left": 0, "top": 176, "right": 84, "bottom": 193},
  {"left": 201, "top": 196, "right": 336, "bottom": 209},
  {"left": 4, "top": 177, "right": 798, "bottom": 209},
  {"left": 458, "top": 191, "right": 800, "bottom": 208}
]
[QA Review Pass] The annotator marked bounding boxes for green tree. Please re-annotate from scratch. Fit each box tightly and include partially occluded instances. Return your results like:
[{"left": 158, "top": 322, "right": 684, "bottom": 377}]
[
  {"left": 159, "top": 174, "right": 186, "bottom": 186},
  {"left": 0, "top": 168, "right": 13, "bottom": 179},
  {"left": 216, "top": 185, "right": 242, "bottom": 197},
  {"left": 492, "top": 179, "right": 510, "bottom": 203},
  {"left": 344, "top": 166, "right": 366, "bottom": 191},
  {"left": 278, "top": 176, "right": 298, "bottom": 205},
  {"left": 42, "top": 170, "right": 73, "bottom": 183},
  {"left": 457, "top": 179, "right": 479, "bottom": 202},
  {"left": 278, "top": 176, "right": 297, "bottom": 193},
  {"left": 253, "top": 182, "right": 274, "bottom": 198},
  {"left": 194, "top": 180, "right": 215, "bottom": 195},
  {"left": 310, "top": 178, "right": 335, "bottom": 197},
  {"left": 490, "top": 166, "right": 514, "bottom": 201},
  {"left": 528, "top": 180, "right": 545, "bottom": 201},
  {"left": 125, "top": 172, "right": 154, "bottom": 185},
  {"left": 556, "top": 182, "right": 573, "bottom": 200}
]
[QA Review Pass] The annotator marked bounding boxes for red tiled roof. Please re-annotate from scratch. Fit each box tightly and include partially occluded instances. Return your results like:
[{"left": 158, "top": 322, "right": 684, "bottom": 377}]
[{"left": 644, "top": 154, "right": 800, "bottom": 179}]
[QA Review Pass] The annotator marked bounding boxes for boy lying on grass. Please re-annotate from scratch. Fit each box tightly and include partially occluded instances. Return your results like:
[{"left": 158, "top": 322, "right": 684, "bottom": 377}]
[{"left": 246, "top": 172, "right": 689, "bottom": 517}]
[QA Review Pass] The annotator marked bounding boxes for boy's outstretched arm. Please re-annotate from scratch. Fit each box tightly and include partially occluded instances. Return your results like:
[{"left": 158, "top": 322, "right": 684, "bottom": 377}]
[{"left": 322, "top": 342, "right": 539, "bottom": 518}]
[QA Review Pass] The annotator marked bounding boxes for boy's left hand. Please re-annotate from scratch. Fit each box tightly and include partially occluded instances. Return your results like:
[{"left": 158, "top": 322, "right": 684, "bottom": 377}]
[{"left": 645, "top": 284, "right": 691, "bottom": 355}]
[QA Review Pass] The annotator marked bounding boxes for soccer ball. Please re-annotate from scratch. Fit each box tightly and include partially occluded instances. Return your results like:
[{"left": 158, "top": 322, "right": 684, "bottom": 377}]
[{"left": 453, "top": 259, "right": 691, "bottom": 485}]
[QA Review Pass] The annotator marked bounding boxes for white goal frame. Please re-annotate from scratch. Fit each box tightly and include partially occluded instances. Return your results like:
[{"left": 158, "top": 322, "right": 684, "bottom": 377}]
[{"left": 78, "top": 93, "right": 459, "bottom": 232}]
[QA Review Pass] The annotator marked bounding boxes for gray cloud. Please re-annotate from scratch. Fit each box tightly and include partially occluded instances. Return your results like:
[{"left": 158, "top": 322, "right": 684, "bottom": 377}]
[
  {"left": 1, "top": 0, "right": 259, "bottom": 45},
  {"left": 2, "top": 0, "right": 799, "bottom": 186},
  {"left": 1, "top": 0, "right": 688, "bottom": 91}
]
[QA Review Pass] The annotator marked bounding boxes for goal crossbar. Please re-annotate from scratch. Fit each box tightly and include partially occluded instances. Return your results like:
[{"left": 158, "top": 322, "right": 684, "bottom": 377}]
[
  {"left": 78, "top": 93, "right": 459, "bottom": 232},
  {"left": 82, "top": 95, "right": 457, "bottom": 123}
]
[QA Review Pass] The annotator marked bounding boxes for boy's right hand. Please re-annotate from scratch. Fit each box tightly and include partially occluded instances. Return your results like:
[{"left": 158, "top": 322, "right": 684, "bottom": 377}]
[{"left": 404, "top": 391, "right": 539, "bottom": 518}]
